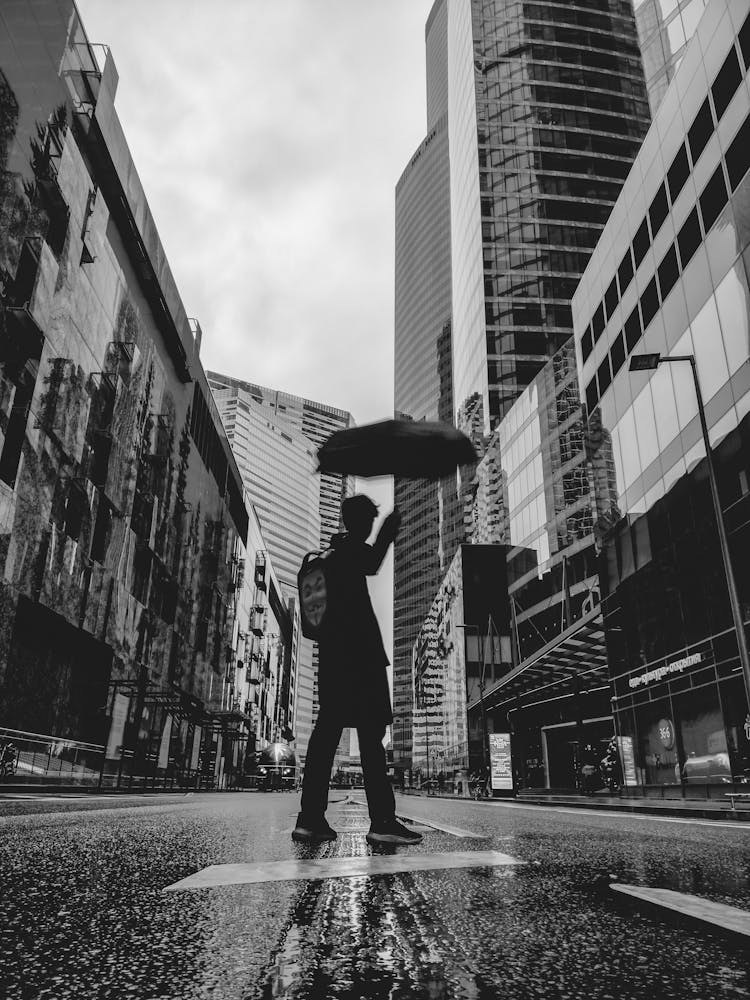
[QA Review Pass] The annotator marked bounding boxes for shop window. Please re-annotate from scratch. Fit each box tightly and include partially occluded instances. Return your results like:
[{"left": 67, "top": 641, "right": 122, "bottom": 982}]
[
  {"left": 632, "top": 217, "right": 650, "bottom": 267},
  {"left": 592, "top": 303, "right": 605, "bottom": 342},
  {"left": 667, "top": 143, "right": 690, "bottom": 204},
  {"left": 738, "top": 11, "right": 750, "bottom": 72},
  {"left": 597, "top": 354, "right": 612, "bottom": 395},
  {"left": 604, "top": 277, "right": 618, "bottom": 321},
  {"left": 585, "top": 376, "right": 598, "bottom": 414},
  {"left": 580, "top": 325, "right": 594, "bottom": 364},
  {"left": 711, "top": 47, "right": 742, "bottom": 121},
  {"left": 624, "top": 304, "right": 642, "bottom": 353},
  {"left": 687, "top": 98, "right": 714, "bottom": 165},
  {"left": 640, "top": 275, "right": 660, "bottom": 330},
  {"left": 618, "top": 246, "right": 634, "bottom": 294},
  {"left": 725, "top": 114, "right": 750, "bottom": 191},
  {"left": 698, "top": 164, "right": 729, "bottom": 233},
  {"left": 676, "top": 207, "right": 702, "bottom": 269},
  {"left": 648, "top": 184, "right": 669, "bottom": 240},
  {"left": 657, "top": 244, "right": 680, "bottom": 301},
  {"left": 610, "top": 330, "right": 626, "bottom": 378}
]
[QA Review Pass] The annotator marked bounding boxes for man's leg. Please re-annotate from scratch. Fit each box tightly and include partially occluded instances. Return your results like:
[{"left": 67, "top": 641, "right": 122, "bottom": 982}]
[
  {"left": 299, "top": 712, "right": 343, "bottom": 822},
  {"left": 357, "top": 722, "right": 395, "bottom": 822}
]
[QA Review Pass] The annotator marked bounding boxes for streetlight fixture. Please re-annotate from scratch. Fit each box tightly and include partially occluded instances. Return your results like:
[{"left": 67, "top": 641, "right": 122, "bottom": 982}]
[{"left": 628, "top": 352, "right": 750, "bottom": 709}]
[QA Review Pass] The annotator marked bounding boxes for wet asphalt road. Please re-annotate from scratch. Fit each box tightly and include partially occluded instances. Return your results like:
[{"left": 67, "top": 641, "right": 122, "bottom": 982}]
[{"left": 1, "top": 791, "right": 749, "bottom": 999}]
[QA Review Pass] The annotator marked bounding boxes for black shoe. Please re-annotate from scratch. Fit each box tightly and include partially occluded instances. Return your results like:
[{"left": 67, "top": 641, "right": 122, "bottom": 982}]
[
  {"left": 291, "top": 813, "right": 337, "bottom": 843},
  {"left": 366, "top": 818, "right": 423, "bottom": 846}
]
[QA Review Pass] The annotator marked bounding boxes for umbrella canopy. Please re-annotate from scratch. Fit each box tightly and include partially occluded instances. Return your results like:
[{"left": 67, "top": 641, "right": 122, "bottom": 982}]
[{"left": 317, "top": 419, "right": 477, "bottom": 480}]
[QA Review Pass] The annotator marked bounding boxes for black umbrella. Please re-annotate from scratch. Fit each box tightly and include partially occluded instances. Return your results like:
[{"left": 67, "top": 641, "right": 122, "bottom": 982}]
[{"left": 317, "top": 419, "right": 477, "bottom": 480}]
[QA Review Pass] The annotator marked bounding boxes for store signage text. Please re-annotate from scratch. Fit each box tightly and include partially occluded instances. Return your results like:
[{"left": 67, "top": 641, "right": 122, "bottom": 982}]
[
  {"left": 628, "top": 652, "right": 703, "bottom": 690},
  {"left": 489, "top": 733, "right": 513, "bottom": 791}
]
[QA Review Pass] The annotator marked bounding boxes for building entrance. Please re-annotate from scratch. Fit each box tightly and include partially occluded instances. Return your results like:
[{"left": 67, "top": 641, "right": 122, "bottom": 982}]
[{"left": 543, "top": 718, "right": 614, "bottom": 790}]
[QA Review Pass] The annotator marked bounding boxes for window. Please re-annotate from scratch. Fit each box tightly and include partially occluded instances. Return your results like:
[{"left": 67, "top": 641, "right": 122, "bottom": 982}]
[
  {"left": 610, "top": 330, "right": 626, "bottom": 378},
  {"left": 633, "top": 217, "right": 650, "bottom": 267},
  {"left": 711, "top": 47, "right": 742, "bottom": 120},
  {"left": 725, "top": 114, "right": 750, "bottom": 191},
  {"left": 667, "top": 144, "right": 690, "bottom": 203},
  {"left": 699, "top": 164, "right": 729, "bottom": 232},
  {"left": 581, "top": 325, "right": 594, "bottom": 364},
  {"left": 640, "top": 275, "right": 660, "bottom": 330},
  {"left": 592, "top": 303, "right": 605, "bottom": 342},
  {"left": 739, "top": 11, "right": 750, "bottom": 71},
  {"left": 624, "top": 304, "right": 642, "bottom": 353},
  {"left": 618, "top": 247, "right": 634, "bottom": 294},
  {"left": 648, "top": 184, "right": 669, "bottom": 238},
  {"left": 687, "top": 98, "right": 713, "bottom": 164},
  {"left": 597, "top": 354, "right": 612, "bottom": 395},
  {"left": 585, "top": 376, "right": 598, "bottom": 414},
  {"left": 657, "top": 244, "right": 680, "bottom": 300},
  {"left": 677, "top": 207, "right": 702, "bottom": 268},
  {"left": 604, "top": 277, "right": 618, "bottom": 320}
]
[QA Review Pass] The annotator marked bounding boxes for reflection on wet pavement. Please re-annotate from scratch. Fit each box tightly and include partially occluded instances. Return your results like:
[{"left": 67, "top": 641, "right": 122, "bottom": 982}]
[{"left": 2, "top": 792, "right": 750, "bottom": 998}]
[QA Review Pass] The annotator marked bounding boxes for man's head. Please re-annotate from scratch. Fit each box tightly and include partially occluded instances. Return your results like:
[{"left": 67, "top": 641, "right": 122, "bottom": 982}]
[{"left": 342, "top": 494, "right": 379, "bottom": 540}]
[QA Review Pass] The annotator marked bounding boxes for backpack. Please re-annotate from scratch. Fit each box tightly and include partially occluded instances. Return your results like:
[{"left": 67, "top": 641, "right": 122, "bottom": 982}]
[{"left": 297, "top": 548, "right": 337, "bottom": 640}]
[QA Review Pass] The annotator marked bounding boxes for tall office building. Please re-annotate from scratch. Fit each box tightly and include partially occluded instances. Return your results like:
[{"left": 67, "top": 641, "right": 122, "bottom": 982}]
[
  {"left": 209, "top": 374, "right": 352, "bottom": 760},
  {"left": 633, "top": 0, "right": 708, "bottom": 114},
  {"left": 393, "top": 0, "right": 651, "bottom": 767},
  {"left": 394, "top": 107, "right": 460, "bottom": 766}
]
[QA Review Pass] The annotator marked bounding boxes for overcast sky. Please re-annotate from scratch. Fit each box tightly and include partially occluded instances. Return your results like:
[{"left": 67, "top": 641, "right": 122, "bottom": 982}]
[{"left": 75, "top": 0, "right": 436, "bottom": 660}]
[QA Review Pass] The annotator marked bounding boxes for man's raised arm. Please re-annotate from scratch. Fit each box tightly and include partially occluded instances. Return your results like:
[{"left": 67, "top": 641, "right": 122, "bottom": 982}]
[{"left": 364, "top": 508, "right": 401, "bottom": 575}]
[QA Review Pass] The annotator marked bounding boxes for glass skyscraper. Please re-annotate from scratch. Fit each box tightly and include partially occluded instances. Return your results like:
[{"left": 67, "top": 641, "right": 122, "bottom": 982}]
[
  {"left": 393, "top": 0, "right": 651, "bottom": 768},
  {"left": 448, "top": 0, "right": 652, "bottom": 435}
]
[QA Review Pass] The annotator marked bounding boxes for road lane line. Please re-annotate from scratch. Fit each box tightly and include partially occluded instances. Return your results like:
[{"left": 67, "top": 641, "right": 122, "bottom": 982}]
[
  {"left": 611, "top": 884, "right": 750, "bottom": 938},
  {"left": 163, "top": 849, "right": 524, "bottom": 891}
]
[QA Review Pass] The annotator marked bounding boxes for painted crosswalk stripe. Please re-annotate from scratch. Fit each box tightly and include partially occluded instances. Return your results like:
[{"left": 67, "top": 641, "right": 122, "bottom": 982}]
[
  {"left": 396, "top": 813, "right": 489, "bottom": 840},
  {"left": 611, "top": 884, "right": 750, "bottom": 938},
  {"left": 163, "top": 849, "right": 523, "bottom": 892}
]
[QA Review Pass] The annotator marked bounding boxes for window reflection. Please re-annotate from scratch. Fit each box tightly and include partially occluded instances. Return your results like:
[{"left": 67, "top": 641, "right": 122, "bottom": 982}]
[
  {"left": 715, "top": 264, "right": 750, "bottom": 376},
  {"left": 690, "top": 294, "right": 728, "bottom": 401}
]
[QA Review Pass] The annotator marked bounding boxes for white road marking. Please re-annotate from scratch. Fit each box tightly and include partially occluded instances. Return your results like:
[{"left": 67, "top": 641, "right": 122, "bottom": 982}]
[
  {"left": 396, "top": 813, "right": 490, "bottom": 840},
  {"left": 163, "top": 849, "right": 524, "bottom": 892},
  {"left": 611, "top": 883, "right": 750, "bottom": 938}
]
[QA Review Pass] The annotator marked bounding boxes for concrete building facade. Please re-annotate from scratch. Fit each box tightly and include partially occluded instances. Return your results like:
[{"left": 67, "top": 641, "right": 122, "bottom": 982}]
[{"left": 0, "top": 1, "right": 288, "bottom": 787}]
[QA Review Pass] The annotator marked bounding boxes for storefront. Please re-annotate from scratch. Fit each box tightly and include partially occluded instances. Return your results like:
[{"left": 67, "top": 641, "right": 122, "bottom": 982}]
[
  {"left": 478, "top": 608, "right": 615, "bottom": 791},
  {"left": 611, "top": 640, "right": 750, "bottom": 795}
]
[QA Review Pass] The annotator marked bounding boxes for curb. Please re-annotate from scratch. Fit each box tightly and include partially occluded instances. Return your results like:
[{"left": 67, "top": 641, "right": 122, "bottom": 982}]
[{"left": 398, "top": 790, "right": 750, "bottom": 822}]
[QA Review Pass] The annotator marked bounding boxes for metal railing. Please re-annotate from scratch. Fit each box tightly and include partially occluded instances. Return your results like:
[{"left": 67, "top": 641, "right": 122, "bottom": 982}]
[{"left": 0, "top": 727, "right": 104, "bottom": 785}]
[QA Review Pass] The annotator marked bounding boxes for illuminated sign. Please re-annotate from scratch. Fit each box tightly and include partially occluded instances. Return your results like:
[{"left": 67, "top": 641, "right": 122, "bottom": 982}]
[
  {"left": 489, "top": 733, "right": 513, "bottom": 791},
  {"left": 617, "top": 736, "right": 637, "bottom": 785},
  {"left": 628, "top": 652, "right": 702, "bottom": 689}
]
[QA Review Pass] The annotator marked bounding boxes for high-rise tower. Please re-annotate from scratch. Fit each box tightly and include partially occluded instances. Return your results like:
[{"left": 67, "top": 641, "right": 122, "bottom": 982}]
[
  {"left": 447, "top": 0, "right": 651, "bottom": 434},
  {"left": 393, "top": 0, "right": 651, "bottom": 767},
  {"left": 209, "top": 373, "right": 352, "bottom": 761}
]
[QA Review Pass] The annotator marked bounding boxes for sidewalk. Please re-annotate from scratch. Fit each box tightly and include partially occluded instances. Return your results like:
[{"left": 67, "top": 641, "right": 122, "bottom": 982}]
[{"left": 402, "top": 788, "right": 750, "bottom": 821}]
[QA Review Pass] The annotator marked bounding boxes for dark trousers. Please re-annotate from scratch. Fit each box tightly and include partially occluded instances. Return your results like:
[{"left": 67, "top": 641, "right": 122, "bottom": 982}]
[{"left": 300, "top": 713, "right": 395, "bottom": 823}]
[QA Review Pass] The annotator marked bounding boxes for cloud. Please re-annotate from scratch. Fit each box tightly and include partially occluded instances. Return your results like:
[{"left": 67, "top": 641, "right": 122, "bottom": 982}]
[{"left": 76, "top": 0, "right": 435, "bottom": 662}]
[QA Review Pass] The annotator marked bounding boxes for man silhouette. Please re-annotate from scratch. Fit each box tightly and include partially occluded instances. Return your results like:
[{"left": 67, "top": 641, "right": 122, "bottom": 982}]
[{"left": 292, "top": 494, "right": 422, "bottom": 845}]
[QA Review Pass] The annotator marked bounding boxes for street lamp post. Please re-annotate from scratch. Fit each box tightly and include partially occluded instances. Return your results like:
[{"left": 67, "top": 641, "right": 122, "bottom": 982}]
[{"left": 629, "top": 353, "right": 750, "bottom": 709}]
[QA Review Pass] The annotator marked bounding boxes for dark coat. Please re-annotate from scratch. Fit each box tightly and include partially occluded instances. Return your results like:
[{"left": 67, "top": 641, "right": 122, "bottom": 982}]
[{"left": 317, "top": 531, "right": 392, "bottom": 727}]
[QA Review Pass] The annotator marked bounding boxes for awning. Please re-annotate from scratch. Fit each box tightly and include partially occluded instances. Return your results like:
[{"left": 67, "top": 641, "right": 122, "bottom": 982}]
[{"left": 468, "top": 607, "right": 609, "bottom": 713}]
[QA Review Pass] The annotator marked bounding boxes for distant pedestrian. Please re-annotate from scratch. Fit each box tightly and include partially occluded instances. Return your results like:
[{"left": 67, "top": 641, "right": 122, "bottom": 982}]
[{"left": 292, "top": 495, "right": 422, "bottom": 846}]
